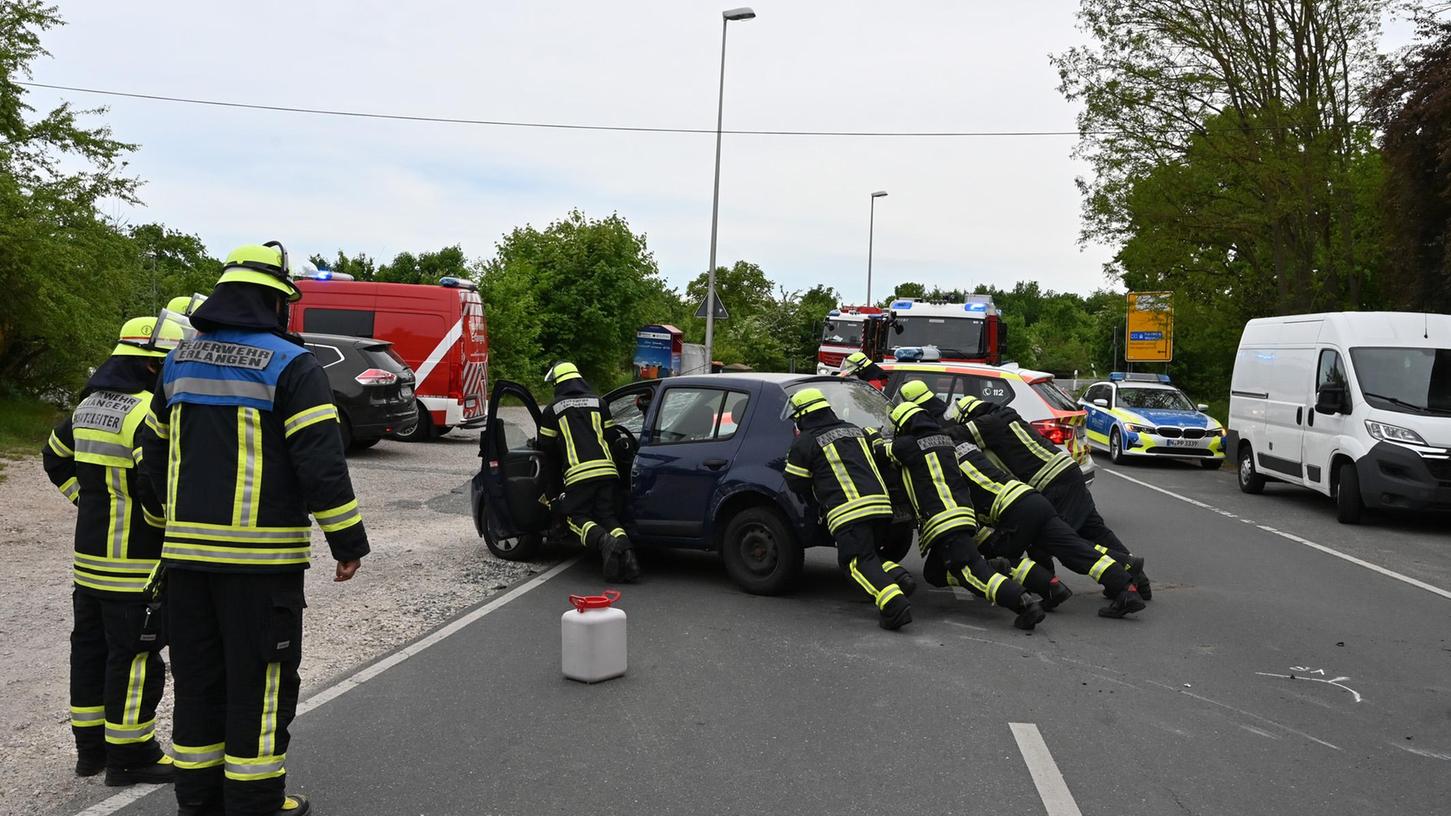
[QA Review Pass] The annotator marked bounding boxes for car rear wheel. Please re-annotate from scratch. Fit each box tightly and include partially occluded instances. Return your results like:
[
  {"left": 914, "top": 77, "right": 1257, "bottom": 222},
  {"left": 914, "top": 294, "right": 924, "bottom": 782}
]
[
  {"left": 482, "top": 509, "right": 544, "bottom": 561},
  {"left": 397, "top": 400, "right": 434, "bottom": 442},
  {"left": 1237, "top": 445, "right": 1266, "bottom": 494},
  {"left": 720, "top": 506, "right": 803, "bottom": 596},
  {"left": 1335, "top": 460, "right": 1363, "bottom": 525},
  {"left": 1109, "top": 428, "right": 1127, "bottom": 465}
]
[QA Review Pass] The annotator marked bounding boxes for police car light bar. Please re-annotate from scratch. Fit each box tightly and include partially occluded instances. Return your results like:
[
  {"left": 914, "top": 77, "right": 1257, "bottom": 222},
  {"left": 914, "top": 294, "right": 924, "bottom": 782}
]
[
  {"left": 439, "top": 277, "right": 478, "bottom": 291},
  {"left": 892, "top": 346, "right": 942, "bottom": 362},
  {"left": 1110, "top": 372, "right": 1171, "bottom": 383}
]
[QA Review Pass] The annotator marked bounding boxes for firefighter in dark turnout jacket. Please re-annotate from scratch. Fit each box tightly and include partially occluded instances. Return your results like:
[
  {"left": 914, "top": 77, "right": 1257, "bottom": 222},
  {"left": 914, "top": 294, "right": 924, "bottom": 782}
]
[
  {"left": 886, "top": 401, "right": 1046, "bottom": 630},
  {"left": 43, "top": 316, "right": 185, "bottom": 785},
  {"left": 538, "top": 362, "right": 640, "bottom": 582},
  {"left": 950, "top": 395, "right": 1150, "bottom": 600},
  {"left": 839, "top": 351, "right": 888, "bottom": 390},
  {"left": 784, "top": 388, "right": 915, "bottom": 630},
  {"left": 141, "top": 243, "right": 369, "bottom": 816},
  {"left": 897, "top": 379, "right": 951, "bottom": 420}
]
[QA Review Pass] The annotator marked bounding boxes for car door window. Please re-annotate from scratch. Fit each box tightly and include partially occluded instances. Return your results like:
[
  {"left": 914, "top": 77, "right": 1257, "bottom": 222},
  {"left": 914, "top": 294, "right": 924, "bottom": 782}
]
[
  {"left": 959, "top": 375, "right": 1015, "bottom": 405},
  {"left": 1316, "top": 349, "right": 1348, "bottom": 393},
  {"left": 303, "top": 343, "right": 345, "bottom": 369},
  {"left": 653, "top": 388, "right": 749, "bottom": 444},
  {"left": 607, "top": 387, "right": 654, "bottom": 437},
  {"left": 1085, "top": 384, "right": 1108, "bottom": 405}
]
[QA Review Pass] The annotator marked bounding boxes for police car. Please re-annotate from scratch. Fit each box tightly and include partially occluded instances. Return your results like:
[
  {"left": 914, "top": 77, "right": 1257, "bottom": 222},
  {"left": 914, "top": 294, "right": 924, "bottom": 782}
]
[{"left": 1079, "top": 373, "right": 1226, "bottom": 469}]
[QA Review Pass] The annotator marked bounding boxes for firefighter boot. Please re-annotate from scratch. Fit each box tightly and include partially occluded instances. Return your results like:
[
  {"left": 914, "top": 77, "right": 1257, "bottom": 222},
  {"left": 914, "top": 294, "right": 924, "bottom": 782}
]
[
  {"left": 1041, "top": 576, "right": 1073, "bottom": 611},
  {"left": 1013, "top": 593, "right": 1046, "bottom": 631},
  {"left": 878, "top": 593, "right": 913, "bottom": 631},
  {"left": 1098, "top": 586, "right": 1147, "bottom": 619},
  {"left": 620, "top": 546, "right": 642, "bottom": 583},
  {"left": 1103, "top": 556, "right": 1151, "bottom": 601},
  {"left": 104, "top": 755, "right": 174, "bottom": 787},
  {"left": 75, "top": 750, "right": 105, "bottom": 777},
  {"left": 276, "top": 794, "right": 311, "bottom": 815},
  {"left": 600, "top": 537, "right": 626, "bottom": 582}
]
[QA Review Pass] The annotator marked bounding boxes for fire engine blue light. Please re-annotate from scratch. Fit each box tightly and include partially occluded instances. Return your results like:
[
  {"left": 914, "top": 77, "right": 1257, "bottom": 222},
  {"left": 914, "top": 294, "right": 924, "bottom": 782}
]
[
  {"left": 828, "top": 309, "right": 841, "bottom": 317},
  {"left": 316, "top": 271, "right": 332, "bottom": 280},
  {"left": 890, "top": 301, "right": 913, "bottom": 310},
  {"left": 439, "top": 277, "right": 461, "bottom": 288},
  {"left": 965, "top": 303, "right": 987, "bottom": 312}
]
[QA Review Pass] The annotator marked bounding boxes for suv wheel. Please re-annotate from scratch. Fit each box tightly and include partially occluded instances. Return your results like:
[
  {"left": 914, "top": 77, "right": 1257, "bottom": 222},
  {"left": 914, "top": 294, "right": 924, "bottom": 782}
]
[
  {"left": 720, "top": 506, "right": 803, "bottom": 595},
  {"left": 1237, "top": 445, "right": 1266, "bottom": 494},
  {"left": 1334, "top": 460, "right": 1363, "bottom": 525}
]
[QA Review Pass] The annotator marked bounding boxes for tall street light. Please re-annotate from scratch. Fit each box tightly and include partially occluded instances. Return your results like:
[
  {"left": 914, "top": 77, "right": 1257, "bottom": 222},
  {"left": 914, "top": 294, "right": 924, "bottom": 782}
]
[
  {"left": 704, "top": 6, "right": 756, "bottom": 369},
  {"left": 866, "top": 190, "right": 888, "bottom": 306}
]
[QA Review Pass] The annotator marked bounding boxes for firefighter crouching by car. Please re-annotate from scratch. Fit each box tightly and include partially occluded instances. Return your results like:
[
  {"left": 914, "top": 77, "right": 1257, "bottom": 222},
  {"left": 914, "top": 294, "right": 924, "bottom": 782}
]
[
  {"left": 839, "top": 351, "right": 889, "bottom": 390},
  {"left": 42, "top": 315, "right": 186, "bottom": 786},
  {"left": 783, "top": 388, "right": 916, "bottom": 630},
  {"left": 886, "top": 401, "right": 1046, "bottom": 630},
  {"left": 897, "top": 378, "right": 952, "bottom": 419},
  {"left": 538, "top": 361, "right": 641, "bottom": 583},
  {"left": 949, "top": 395, "right": 1151, "bottom": 600},
  {"left": 141, "top": 242, "right": 369, "bottom": 816}
]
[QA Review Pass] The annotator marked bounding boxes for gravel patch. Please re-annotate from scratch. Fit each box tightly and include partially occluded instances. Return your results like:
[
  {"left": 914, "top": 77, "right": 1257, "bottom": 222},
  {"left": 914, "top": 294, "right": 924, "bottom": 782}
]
[{"left": 0, "top": 431, "right": 543, "bottom": 815}]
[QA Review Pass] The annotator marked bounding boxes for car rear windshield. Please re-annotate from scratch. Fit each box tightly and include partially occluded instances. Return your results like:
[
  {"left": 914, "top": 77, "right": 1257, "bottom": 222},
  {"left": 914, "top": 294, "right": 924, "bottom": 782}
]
[
  {"left": 362, "top": 344, "right": 409, "bottom": 374},
  {"left": 1030, "top": 380, "right": 1079, "bottom": 412},
  {"left": 783, "top": 379, "right": 893, "bottom": 436}
]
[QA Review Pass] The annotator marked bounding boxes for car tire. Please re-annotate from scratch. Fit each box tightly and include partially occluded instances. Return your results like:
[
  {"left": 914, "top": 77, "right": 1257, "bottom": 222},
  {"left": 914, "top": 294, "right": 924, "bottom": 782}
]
[
  {"left": 877, "top": 521, "right": 914, "bottom": 563},
  {"left": 1109, "top": 428, "right": 1127, "bottom": 465},
  {"left": 1335, "top": 460, "right": 1363, "bottom": 525},
  {"left": 481, "top": 510, "right": 544, "bottom": 561},
  {"left": 720, "top": 506, "right": 803, "bottom": 596},
  {"left": 1237, "top": 445, "right": 1266, "bottom": 494},
  {"left": 397, "top": 401, "right": 434, "bottom": 442},
  {"left": 337, "top": 414, "right": 353, "bottom": 452},
  {"left": 1199, "top": 458, "right": 1223, "bottom": 470},
  {"left": 351, "top": 436, "right": 381, "bottom": 450}
]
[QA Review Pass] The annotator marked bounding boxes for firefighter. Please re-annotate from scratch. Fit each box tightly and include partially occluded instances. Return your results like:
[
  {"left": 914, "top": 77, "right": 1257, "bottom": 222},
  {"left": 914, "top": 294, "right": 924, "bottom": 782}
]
[
  {"left": 42, "top": 316, "right": 185, "bottom": 785},
  {"left": 141, "top": 242, "right": 370, "bottom": 816},
  {"left": 538, "top": 361, "right": 640, "bottom": 582},
  {"left": 886, "top": 401, "right": 1046, "bottom": 630},
  {"left": 949, "top": 395, "right": 1151, "bottom": 600},
  {"left": 896, "top": 379, "right": 951, "bottom": 420},
  {"left": 838, "top": 351, "right": 888, "bottom": 389},
  {"left": 783, "top": 388, "right": 915, "bottom": 630}
]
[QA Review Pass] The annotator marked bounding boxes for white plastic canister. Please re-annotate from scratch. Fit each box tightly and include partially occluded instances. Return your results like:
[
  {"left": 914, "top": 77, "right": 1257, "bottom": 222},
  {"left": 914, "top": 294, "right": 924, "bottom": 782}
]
[{"left": 561, "top": 590, "right": 627, "bottom": 683}]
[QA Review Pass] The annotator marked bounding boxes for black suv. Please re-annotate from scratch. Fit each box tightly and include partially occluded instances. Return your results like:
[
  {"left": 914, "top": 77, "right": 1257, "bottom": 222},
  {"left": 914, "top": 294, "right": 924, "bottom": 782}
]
[{"left": 301, "top": 332, "right": 418, "bottom": 451}]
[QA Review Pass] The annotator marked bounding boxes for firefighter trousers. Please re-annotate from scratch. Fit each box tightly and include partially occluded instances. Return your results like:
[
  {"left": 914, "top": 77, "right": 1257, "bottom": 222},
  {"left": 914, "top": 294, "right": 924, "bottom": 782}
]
[
  {"left": 994, "top": 494, "right": 1135, "bottom": 596},
  {"left": 1042, "top": 469, "right": 1130, "bottom": 556},
  {"left": 834, "top": 520, "right": 908, "bottom": 613},
  {"left": 70, "top": 589, "right": 166, "bottom": 768},
  {"left": 167, "top": 568, "right": 303, "bottom": 816},
  {"left": 560, "top": 478, "right": 627, "bottom": 551},
  {"left": 933, "top": 530, "right": 1029, "bottom": 612}
]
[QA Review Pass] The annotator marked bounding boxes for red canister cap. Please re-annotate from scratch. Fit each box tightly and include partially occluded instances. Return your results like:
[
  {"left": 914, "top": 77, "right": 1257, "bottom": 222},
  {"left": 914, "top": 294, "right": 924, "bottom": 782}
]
[{"left": 569, "top": 589, "right": 621, "bottom": 612}]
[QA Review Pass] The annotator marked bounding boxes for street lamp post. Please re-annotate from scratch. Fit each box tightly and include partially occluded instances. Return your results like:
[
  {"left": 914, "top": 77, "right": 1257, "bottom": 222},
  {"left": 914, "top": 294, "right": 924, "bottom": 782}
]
[
  {"left": 703, "top": 7, "right": 755, "bottom": 370},
  {"left": 866, "top": 190, "right": 887, "bottom": 306}
]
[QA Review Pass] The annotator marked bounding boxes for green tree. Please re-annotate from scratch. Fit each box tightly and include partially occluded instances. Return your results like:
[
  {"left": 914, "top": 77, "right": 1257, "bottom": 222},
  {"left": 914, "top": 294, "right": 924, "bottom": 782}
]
[
  {"left": 377, "top": 246, "right": 469, "bottom": 284},
  {"left": 0, "top": 1, "right": 140, "bottom": 394},
  {"left": 310, "top": 251, "right": 378, "bottom": 281},
  {"left": 126, "top": 224, "right": 219, "bottom": 315},
  {"left": 681, "top": 261, "right": 782, "bottom": 370}
]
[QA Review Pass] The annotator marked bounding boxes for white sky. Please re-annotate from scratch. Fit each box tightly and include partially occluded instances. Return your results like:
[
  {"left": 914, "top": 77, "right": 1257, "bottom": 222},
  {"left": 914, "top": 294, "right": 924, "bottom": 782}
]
[{"left": 27, "top": 1, "right": 1420, "bottom": 301}]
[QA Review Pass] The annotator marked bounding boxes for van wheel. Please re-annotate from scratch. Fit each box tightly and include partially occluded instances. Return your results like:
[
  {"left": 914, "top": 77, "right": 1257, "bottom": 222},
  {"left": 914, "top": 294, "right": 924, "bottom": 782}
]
[
  {"left": 397, "top": 401, "right": 434, "bottom": 442},
  {"left": 1237, "top": 446, "right": 1266, "bottom": 494},
  {"left": 720, "top": 507, "right": 803, "bottom": 596},
  {"left": 1109, "top": 428, "right": 1127, "bottom": 465},
  {"left": 1335, "top": 460, "right": 1363, "bottom": 525}
]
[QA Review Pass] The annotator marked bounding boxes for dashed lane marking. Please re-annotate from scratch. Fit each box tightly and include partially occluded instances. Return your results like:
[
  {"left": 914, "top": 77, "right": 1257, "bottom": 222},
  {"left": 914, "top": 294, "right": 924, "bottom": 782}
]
[
  {"left": 1103, "top": 469, "right": 1451, "bottom": 602},
  {"left": 1010, "top": 723, "right": 1084, "bottom": 816},
  {"left": 72, "top": 557, "right": 582, "bottom": 816}
]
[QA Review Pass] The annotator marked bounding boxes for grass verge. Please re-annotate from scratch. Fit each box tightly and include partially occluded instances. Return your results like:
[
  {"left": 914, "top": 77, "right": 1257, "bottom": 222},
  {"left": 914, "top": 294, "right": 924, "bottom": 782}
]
[{"left": 0, "top": 396, "right": 61, "bottom": 482}]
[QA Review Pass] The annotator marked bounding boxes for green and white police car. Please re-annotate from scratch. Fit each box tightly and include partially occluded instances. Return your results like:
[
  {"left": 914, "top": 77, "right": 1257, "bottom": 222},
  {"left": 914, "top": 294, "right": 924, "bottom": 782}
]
[{"left": 1079, "top": 373, "right": 1227, "bottom": 469}]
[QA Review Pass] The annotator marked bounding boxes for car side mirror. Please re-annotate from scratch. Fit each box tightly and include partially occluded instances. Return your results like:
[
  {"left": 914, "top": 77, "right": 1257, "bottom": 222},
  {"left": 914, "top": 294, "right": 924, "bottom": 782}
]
[
  {"left": 1315, "top": 385, "right": 1348, "bottom": 415},
  {"left": 1093, "top": 398, "right": 1108, "bottom": 408},
  {"left": 1196, "top": 403, "right": 1209, "bottom": 412}
]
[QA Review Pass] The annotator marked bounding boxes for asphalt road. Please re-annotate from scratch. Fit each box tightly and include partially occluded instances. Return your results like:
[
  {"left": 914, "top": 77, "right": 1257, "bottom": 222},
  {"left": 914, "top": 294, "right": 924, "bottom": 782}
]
[{"left": 75, "top": 454, "right": 1451, "bottom": 816}]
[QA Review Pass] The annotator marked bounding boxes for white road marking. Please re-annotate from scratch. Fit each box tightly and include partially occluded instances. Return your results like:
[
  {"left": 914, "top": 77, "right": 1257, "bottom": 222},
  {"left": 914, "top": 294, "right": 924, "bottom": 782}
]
[
  {"left": 1141, "top": 679, "right": 1343, "bottom": 751},
  {"left": 1254, "top": 671, "right": 1363, "bottom": 703},
  {"left": 71, "top": 557, "right": 581, "bottom": 816},
  {"left": 1394, "top": 743, "right": 1451, "bottom": 761},
  {"left": 1009, "top": 723, "right": 1084, "bottom": 816},
  {"left": 1103, "top": 469, "right": 1451, "bottom": 601}
]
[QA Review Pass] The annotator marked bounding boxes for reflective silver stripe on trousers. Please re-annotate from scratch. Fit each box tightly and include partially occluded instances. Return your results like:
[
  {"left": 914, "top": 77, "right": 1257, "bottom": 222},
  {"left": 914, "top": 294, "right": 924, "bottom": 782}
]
[
  {"left": 225, "top": 757, "right": 286, "bottom": 776},
  {"left": 166, "top": 525, "right": 309, "bottom": 542},
  {"left": 163, "top": 546, "right": 309, "bottom": 563},
  {"left": 166, "top": 377, "right": 277, "bottom": 403},
  {"left": 75, "top": 438, "right": 135, "bottom": 461},
  {"left": 105, "top": 720, "right": 155, "bottom": 740},
  {"left": 109, "top": 467, "right": 129, "bottom": 559},
  {"left": 71, "top": 709, "right": 105, "bottom": 725},
  {"left": 173, "top": 745, "right": 225, "bottom": 765}
]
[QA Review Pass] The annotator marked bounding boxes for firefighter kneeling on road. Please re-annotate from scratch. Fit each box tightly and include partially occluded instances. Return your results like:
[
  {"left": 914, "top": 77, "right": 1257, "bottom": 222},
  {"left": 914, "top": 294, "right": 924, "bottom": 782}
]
[
  {"left": 141, "top": 242, "right": 370, "bottom": 816},
  {"left": 783, "top": 388, "right": 916, "bottom": 630},
  {"left": 949, "top": 395, "right": 1151, "bottom": 600},
  {"left": 886, "top": 401, "right": 1046, "bottom": 630},
  {"left": 539, "top": 361, "right": 640, "bottom": 582},
  {"left": 43, "top": 315, "right": 186, "bottom": 786}
]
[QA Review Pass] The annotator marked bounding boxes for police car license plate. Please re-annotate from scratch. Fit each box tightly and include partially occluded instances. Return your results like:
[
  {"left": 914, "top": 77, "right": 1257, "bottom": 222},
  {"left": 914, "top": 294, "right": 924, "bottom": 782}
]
[
  {"left": 400, "top": 385, "right": 414, "bottom": 399},
  {"left": 1166, "top": 439, "right": 1200, "bottom": 448}
]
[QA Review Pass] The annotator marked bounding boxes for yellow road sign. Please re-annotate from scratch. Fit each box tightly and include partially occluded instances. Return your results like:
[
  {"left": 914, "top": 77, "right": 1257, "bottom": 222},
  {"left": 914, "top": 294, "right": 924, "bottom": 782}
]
[{"left": 1125, "top": 292, "right": 1173, "bottom": 362}]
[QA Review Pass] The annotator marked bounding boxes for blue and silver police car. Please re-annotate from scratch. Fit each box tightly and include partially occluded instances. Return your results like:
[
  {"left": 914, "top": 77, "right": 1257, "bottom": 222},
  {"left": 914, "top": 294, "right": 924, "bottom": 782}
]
[{"left": 1079, "top": 373, "right": 1227, "bottom": 469}]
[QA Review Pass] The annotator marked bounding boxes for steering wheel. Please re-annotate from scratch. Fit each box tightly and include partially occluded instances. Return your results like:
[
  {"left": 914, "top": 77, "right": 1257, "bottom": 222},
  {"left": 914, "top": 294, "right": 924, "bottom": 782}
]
[{"left": 610, "top": 425, "right": 639, "bottom": 458}]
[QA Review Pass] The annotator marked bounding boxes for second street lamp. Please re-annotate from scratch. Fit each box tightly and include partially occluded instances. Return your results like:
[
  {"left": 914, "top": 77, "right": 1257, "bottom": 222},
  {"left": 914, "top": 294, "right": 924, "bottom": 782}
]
[
  {"left": 867, "top": 190, "right": 888, "bottom": 306},
  {"left": 703, "top": 7, "right": 756, "bottom": 370}
]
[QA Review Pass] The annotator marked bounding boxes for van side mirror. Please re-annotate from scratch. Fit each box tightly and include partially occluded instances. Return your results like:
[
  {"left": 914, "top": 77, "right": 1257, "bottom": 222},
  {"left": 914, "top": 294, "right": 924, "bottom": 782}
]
[
  {"left": 1315, "top": 385, "right": 1348, "bottom": 415},
  {"left": 1092, "top": 398, "right": 1108, "bottom": 408},
  {"left": 1196, "top": 403, "right": 1209, "bottom": 412}
]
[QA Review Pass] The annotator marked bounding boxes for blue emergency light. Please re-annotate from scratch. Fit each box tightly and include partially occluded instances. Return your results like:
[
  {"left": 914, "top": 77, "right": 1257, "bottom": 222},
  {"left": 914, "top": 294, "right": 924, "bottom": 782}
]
[
  {"left": 828, "top": 309, "right": 841, "bottom": 317},
  {"left": 1109, "top": 372, "right": 1171, "bottom": 383},
  {"left": 890, "top": 300, "right": 914, "bottom": 310},
  {"left": 964, "top": 302, "right": 988, "bottom": 313}
]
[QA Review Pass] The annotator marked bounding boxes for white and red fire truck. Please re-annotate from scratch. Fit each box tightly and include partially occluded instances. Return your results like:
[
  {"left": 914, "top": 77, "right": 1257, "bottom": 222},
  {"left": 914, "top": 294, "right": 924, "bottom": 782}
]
[
  {"left": 292, "top": 275, "right": 488, "bottom": 441},
  {"left": 816, "top": 296, "right": 1005, "bottom": 374}
]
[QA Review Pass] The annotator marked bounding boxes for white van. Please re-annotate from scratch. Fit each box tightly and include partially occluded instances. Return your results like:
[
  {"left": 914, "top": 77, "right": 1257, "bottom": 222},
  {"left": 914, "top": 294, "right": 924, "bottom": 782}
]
[{"left": 1229, "top": 312, "right": 1451, "bottom": 523}]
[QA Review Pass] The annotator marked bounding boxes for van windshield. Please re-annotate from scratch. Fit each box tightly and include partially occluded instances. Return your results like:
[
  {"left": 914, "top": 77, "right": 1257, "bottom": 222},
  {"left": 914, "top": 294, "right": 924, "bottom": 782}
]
[{"left": 1349, "top": 347, "right": 1451, "bottom": 416}]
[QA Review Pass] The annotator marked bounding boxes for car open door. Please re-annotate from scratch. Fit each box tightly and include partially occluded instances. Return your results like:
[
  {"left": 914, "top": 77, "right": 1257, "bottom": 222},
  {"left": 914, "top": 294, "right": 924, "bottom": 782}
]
[{"left": 472, "top": 380, "right": 552, "bottom": 560}]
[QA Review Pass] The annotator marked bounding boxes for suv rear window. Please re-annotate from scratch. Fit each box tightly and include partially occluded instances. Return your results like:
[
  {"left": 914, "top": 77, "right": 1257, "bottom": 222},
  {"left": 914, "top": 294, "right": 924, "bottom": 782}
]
[
  {"left": 1030, "top": 380, "right": 1079, "bottom": 412},
  {"left": 363, "top": 344, "right": 409, "bottom": 373}
]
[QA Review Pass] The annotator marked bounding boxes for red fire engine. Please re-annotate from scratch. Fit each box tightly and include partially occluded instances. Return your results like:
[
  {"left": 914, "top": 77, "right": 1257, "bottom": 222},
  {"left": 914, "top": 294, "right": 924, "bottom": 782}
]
[{"left": 816, "top": 296, "right": 1005, "bottom": 373}]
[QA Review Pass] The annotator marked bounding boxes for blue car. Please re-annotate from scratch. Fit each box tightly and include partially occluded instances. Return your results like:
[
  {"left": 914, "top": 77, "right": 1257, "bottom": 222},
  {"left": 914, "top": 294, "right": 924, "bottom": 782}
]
[
  {"left": 1079, "top": 373, "right": 1227, "bottom": 469},
  {"left": 471, "top": 373, "right": 912, "bottom": 594}
]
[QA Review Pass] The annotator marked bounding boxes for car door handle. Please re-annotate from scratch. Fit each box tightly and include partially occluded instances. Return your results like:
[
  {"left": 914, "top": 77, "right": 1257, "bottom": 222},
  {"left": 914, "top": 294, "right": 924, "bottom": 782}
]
[
  {"left": 1295, "top": 407, "right": 1303, "bottom": 426},
  {"left": 1306, "top": 406, "right": 1314, "bottom": 427},
  {"left": 703, "top": 458, "right": 728, "bottom": 471}
]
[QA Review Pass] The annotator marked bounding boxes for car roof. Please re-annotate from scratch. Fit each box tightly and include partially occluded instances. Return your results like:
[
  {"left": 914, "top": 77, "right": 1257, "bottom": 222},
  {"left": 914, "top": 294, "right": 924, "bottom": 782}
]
[
  {"left": 1106, "top": 381, "right": 1179, "bottom": 391},
  {"left": 667, "top": 372, "right": 816, "bottom": 386},
  {"left": 879, "top": 361, "right": 1031, "bottom": 381},
  {"left": 300, "top": 332, "right": 391, "bottom": 348}
]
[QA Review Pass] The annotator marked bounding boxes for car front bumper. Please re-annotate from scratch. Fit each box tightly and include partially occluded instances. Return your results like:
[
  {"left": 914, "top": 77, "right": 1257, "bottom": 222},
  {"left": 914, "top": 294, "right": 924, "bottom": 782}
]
[
  {"left": 1357, "top": 442, "right": 1451, "bottom": 512},
  {"left": 1119, "top": 428, "right": 1226, "bottom": 460}
]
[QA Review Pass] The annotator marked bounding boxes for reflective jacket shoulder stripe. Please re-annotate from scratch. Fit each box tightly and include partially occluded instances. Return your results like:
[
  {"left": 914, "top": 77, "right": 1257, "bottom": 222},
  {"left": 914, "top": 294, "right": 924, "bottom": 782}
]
[
  {"left": 49, "top": 432, "right": 74, "bottom": 458},
  {"left": 283, "top": 403, "right": 338, "bottom": 437}
]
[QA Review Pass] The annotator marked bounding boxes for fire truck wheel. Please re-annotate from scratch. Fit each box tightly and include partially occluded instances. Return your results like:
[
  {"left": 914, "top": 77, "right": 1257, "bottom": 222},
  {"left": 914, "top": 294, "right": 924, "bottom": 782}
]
[{"left": 397, "top": 400, "right": 435, "bottom": 442}]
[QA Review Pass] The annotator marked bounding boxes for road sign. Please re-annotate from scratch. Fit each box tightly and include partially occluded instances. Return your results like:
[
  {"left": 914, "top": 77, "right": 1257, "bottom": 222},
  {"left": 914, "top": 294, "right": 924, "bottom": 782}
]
[
  {"left": 1125, "top": 291, "right": 1173, "bottom": 362},
  {"left": 694, "top": 297, "right": 729, "bottom": 320}
]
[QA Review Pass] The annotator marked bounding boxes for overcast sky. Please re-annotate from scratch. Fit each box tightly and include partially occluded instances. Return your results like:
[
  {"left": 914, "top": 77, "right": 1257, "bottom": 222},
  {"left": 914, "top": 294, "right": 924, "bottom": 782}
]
[{"left": 27, "top": 1, "right": 1416, "bottom": 302}]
